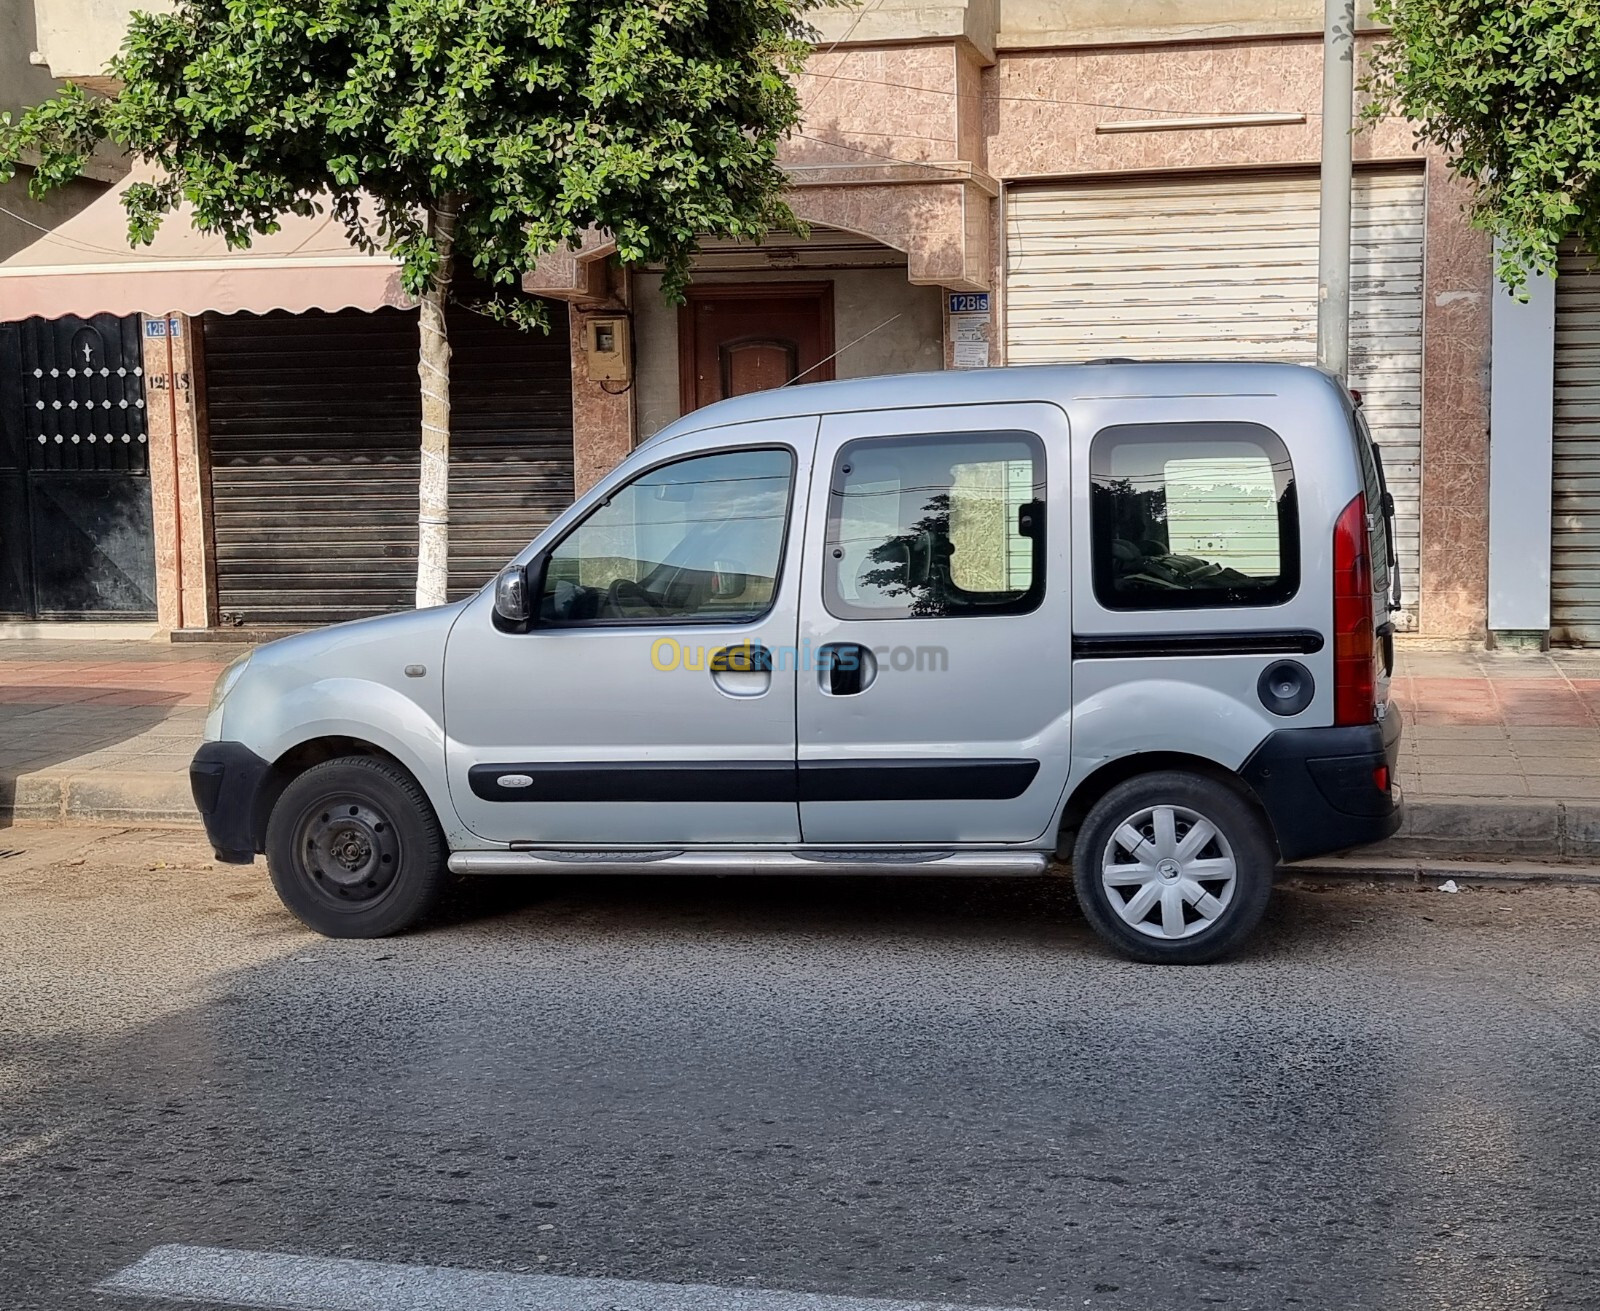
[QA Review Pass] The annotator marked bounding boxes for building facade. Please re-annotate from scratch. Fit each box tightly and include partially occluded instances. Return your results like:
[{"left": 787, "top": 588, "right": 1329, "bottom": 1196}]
[
  {"left": 2, "top": 0, "right": 1524, "bottom": 645},
  {"left": 530, "top": 0, "right": 1496, "bottom": 644}
]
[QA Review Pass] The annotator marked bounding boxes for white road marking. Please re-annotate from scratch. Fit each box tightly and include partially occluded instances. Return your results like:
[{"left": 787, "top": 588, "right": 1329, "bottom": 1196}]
[{"left": 99, "top": 1244, "right": 1049, "bottom": 1311}]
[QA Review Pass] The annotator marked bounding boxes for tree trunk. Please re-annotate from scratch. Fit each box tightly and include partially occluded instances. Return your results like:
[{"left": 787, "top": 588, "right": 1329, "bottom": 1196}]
[{"left": 415, "top": 197, "right": 460, "bottom": 609}]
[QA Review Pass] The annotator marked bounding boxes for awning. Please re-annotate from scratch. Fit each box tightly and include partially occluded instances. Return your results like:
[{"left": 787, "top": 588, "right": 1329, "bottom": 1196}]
[{"left": 0, "top": 167, "right": 411, "bottom": 322}]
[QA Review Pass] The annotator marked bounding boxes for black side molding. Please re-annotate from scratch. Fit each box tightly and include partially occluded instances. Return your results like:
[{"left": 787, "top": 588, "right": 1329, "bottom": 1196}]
[
  {"left": 797, "top": 758, "right": 1039, "bottom": 802},
  {"left": 468, "top": 761, "right": 795, "bottom": 805},
  {"left": 1073, "top": 630, "right": 1324, "bottom": 660},
  {"left": 468, "top": 759, "right": 1041, "bottom": 804}
]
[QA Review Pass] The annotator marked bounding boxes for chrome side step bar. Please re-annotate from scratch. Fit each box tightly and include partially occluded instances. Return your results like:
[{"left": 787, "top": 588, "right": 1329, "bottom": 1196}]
[{"left": 448, "top": 849, "right": 1051, "bottom": 877}]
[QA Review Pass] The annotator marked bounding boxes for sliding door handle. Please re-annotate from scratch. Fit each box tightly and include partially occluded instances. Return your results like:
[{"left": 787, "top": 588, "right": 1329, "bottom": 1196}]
[{"left": 818, "top": 642, "right": 877, "bottom": 696}]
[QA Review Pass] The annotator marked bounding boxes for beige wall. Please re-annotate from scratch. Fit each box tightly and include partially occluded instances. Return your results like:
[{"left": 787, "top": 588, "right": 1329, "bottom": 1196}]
[
  {"left": 0, "top": 173, "right": 107, "bottom": 262},
  {"left": 813, "top": 0, "right": 1385, "bottom": 53},
  {"left": 1, "top": 0, "right": 112, "bottom": 263},
  {"left": 996, "top": 0, "right": 1383, "bottom": 47},
  {"left": 813, "top": 0, "right": 997, "bottom": 59},
  {"left": 632, "top": 269, "right": 944, "bottom": 441},
  {"left": 4, "top": 0, "right": 60, "bottom": 111},
  {"left": 30, "top": 0, "right": 172, "bottom": 84}
]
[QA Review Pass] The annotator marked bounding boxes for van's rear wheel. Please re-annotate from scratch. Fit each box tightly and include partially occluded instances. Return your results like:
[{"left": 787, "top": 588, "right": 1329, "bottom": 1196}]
[
  {"left": 1072, "top": 771, "right": 1274, "bottom": 964},
  {"left": 265, "top": 756, "right": 448, "bottom": 939}
]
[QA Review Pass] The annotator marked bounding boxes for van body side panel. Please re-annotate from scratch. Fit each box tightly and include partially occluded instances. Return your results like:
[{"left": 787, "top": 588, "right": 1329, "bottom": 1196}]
[
  {"left": 212, "top": 604, "right": 467, "bottom": 847},
  {"left": 1066, "top": 667, "right": 1292, "bottom": 774},
  {"left": 1058, "top": 373, "right": 1382, "bottom": 845}
]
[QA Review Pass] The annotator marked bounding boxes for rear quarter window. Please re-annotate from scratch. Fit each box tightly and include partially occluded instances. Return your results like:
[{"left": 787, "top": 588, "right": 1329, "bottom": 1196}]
[
  {"left": 1090, "top": 422, "right": 1299, "bottom": 611},
  {"left": 1353, "top": 410, "right": 1392, "bottom": 597}
]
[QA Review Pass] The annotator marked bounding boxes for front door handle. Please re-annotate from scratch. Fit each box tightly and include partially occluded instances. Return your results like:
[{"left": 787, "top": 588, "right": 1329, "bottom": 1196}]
[
  {"left": 709, "top": 643, "right": 773, "bottom": 698},
  {"left": 709, "top": 643, "right": 773, "bottom": 674},
  {"left": 818, "top": 642, "right": 877, "bottom": 696}
]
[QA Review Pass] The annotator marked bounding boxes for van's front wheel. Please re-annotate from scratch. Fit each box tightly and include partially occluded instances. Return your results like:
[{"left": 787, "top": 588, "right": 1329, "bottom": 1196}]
[
  {"left": 265, "top": 756, "right": 449, "bottom": 938},
  {"left": 1072, "top": 771, "right": 1275, "bottom": 964}
]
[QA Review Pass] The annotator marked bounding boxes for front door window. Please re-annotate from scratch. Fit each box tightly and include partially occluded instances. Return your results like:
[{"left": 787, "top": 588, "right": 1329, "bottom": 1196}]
[{"left": 539, "top": 447, "right": 795, "bottom": 625}]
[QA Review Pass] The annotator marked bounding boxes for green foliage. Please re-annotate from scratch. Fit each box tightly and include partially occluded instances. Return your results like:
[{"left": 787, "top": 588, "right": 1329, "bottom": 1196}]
[
  {"left": 1363, "top": 0, "right": 1600, "bottom": 289},
  {"left": 0, "top": 0, "right": 820, "bottom": 326}
]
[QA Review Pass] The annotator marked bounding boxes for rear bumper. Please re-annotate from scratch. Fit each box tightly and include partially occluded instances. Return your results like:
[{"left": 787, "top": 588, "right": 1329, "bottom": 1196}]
[
  {"left": 1240, "top": 712, "right": 1403, "bottom": 863},
  {"left": 189, "top": 740, "right": 271, "bottom": 864}
]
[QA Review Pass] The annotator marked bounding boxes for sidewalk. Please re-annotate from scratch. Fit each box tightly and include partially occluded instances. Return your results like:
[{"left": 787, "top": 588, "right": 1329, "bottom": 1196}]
[
  {"left": 3, "top": 638, "right": 1600, "bottom": 864},
  {"left": 0, "top": 641, "right": 243, "bottom": 825}
]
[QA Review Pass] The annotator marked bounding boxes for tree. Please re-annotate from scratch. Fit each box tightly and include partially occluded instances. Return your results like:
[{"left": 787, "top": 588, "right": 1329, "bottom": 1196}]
[
  {"left": 0, "top": 0, "right": 817, "bottom": 605},
  {"left": 1362, "top": 0, "right": 1600, "bottom": 291}
]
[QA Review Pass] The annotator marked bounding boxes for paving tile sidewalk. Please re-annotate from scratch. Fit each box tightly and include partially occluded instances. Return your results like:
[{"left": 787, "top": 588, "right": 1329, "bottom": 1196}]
[
  {"left": 0, "top": 640, "right": 245, "bottom": 824},
  {"left": 1391, "top": 650, "right": 1600, "bottom": 802},
  {"left": 3, "top": 638, "right": 1600, "bottom": 862}
]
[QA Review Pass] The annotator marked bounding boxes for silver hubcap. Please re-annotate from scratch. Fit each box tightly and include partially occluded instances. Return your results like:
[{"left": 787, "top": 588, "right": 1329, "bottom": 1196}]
[{"left": 1101, "top": 803, "right": 1238, "bottom": 941}]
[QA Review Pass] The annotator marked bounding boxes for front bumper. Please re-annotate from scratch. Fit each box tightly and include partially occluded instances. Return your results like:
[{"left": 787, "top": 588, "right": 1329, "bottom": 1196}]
[
  {"left": 1240, "top": 711, "right": 1403, "bottom": 863},
  {"left": 189, "top": 741, "right": 272, "bottom": 864}
]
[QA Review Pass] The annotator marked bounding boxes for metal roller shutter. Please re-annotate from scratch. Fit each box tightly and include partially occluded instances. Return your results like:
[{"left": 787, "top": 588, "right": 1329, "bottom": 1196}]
[
  {"left": 1006, "top": 169, "right": 1425, "bottom": 628},
  {"left": 1552, "top": 244, "right": 1600, "bottom": 645},
  {"left": 204, "top": 302, "right": 573, "bottom": 628}
]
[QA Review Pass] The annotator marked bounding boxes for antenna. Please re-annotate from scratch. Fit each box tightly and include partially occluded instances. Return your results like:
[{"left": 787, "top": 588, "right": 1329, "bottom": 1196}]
[{"left": 783, "top": 313, "right": 904, "bottom": 387}]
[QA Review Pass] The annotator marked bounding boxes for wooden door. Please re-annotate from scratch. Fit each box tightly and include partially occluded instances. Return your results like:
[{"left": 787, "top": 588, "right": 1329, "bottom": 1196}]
[{"left": 679, "top": 284, "right": 834, "bottom": 413}]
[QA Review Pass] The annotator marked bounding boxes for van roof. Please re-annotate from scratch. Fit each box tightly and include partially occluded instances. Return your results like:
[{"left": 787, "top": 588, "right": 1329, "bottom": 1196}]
[{"left": 645, "top": 360, "right": 1345, "bottom": 446}]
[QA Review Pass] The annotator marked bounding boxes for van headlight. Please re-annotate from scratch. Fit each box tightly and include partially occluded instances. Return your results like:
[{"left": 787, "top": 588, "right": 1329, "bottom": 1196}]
[{"left": 208, "top": 653, "right": 251, "bottom": 713}]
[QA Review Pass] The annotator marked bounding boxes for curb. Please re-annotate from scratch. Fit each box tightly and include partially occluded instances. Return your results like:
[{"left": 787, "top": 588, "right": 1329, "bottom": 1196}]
[
  {"left": 0, "top": 771, "right": 197, "bottom": 827},
  {"left": 1285, "top": 855, "right": 1600, "bottom": 885},
  {"left": 6, "top": 773, "right": 1600, "bottom": 873},
  {"left": 1371, "top": 796, "right": 1600, "bottom": 865}
]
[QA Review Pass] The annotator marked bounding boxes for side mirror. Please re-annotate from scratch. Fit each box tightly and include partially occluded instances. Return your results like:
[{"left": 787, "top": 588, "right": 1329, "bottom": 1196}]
[{"left": 493, "top": 564, "right": 530, "bottom": 629}]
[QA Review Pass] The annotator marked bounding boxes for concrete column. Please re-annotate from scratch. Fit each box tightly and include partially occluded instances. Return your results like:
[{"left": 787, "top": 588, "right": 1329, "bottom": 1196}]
[
  {"left": 1487, "top": 253, "right": 1556, "bottom": 641},
  {"left": 1415, "top": 157, "right": 1494, "bottom": 641},
  {"left": 568, "top": 266, "right": 636, "bottom": 494},
  {"left": 141, "top": 313, "right": 215, "bottom": 631}
]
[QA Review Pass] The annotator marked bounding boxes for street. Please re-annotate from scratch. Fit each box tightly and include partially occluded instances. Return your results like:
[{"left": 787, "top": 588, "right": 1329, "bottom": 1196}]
[{"left": 0, "top": 826, "right": 1595, "bottom": 1310}]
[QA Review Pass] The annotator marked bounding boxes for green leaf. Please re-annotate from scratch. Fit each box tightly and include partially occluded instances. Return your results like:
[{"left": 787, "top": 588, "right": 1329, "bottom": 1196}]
[{"left": 1361, "top": 0, "right": 1600, "bottom": 287}]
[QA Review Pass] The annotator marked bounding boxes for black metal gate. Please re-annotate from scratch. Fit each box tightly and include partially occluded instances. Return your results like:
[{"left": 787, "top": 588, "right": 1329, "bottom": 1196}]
[
  {"left": 0, "top": 314, "right": 157, "bottom": 619},
  {"left": 203, "top": 301, "right": 574, "bottom": 628}
]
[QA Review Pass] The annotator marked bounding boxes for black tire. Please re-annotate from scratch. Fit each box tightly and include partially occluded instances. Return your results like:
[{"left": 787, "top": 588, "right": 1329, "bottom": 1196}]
[
  {"left": 1072, "top": 770, "right": 1275, "bottom": 965},
  {"left": 264, "top": 756, "right": 449, "bottom": 938}
]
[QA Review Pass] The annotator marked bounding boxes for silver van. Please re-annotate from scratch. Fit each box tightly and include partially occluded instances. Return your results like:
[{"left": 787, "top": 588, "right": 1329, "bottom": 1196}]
[{"left": 191, "top": 362, "right": 1402, "bottom": 964}]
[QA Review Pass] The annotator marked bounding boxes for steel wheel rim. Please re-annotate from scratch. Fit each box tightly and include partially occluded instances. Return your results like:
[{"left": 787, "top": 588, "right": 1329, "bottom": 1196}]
[
  {"left": 1100, "top": 803, "right": 1238, "bottom": 941},
  {"left": 293, "top": 793, "right": 403, "bottom": 909}
]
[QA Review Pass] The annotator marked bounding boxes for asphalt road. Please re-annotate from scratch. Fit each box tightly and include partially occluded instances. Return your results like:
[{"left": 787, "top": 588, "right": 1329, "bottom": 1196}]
[{"left": 2, "top": 824, "right": 1598, "bottom": 1311}]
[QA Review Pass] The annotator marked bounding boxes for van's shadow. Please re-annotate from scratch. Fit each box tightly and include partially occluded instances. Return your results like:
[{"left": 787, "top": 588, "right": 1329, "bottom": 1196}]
[{"left": 438, "top": 864, "right": 1368, "bottom": 958}]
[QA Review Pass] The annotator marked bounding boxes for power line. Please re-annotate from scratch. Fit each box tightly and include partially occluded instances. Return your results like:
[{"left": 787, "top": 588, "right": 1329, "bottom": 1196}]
[
  {"left": 791, "top": 133, "right": 977, "bottom": 178},
  {"left": 800, "top": 0, "right": 892, "bottom": 114}
]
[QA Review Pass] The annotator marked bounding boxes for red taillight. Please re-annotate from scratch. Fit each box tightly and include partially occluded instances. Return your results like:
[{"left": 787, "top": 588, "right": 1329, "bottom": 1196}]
[
  {"left": 1333, "top": 492, "right": 1376, "bottom": 726},
  {"left": 1373, "top": 764, "right": 1390, "bottom": 793}
]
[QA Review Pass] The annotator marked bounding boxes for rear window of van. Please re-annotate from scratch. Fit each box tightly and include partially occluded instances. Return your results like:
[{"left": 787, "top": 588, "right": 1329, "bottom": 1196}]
[{"left": 1090, "top": 422, "right": 1299, "bottom": 611}]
